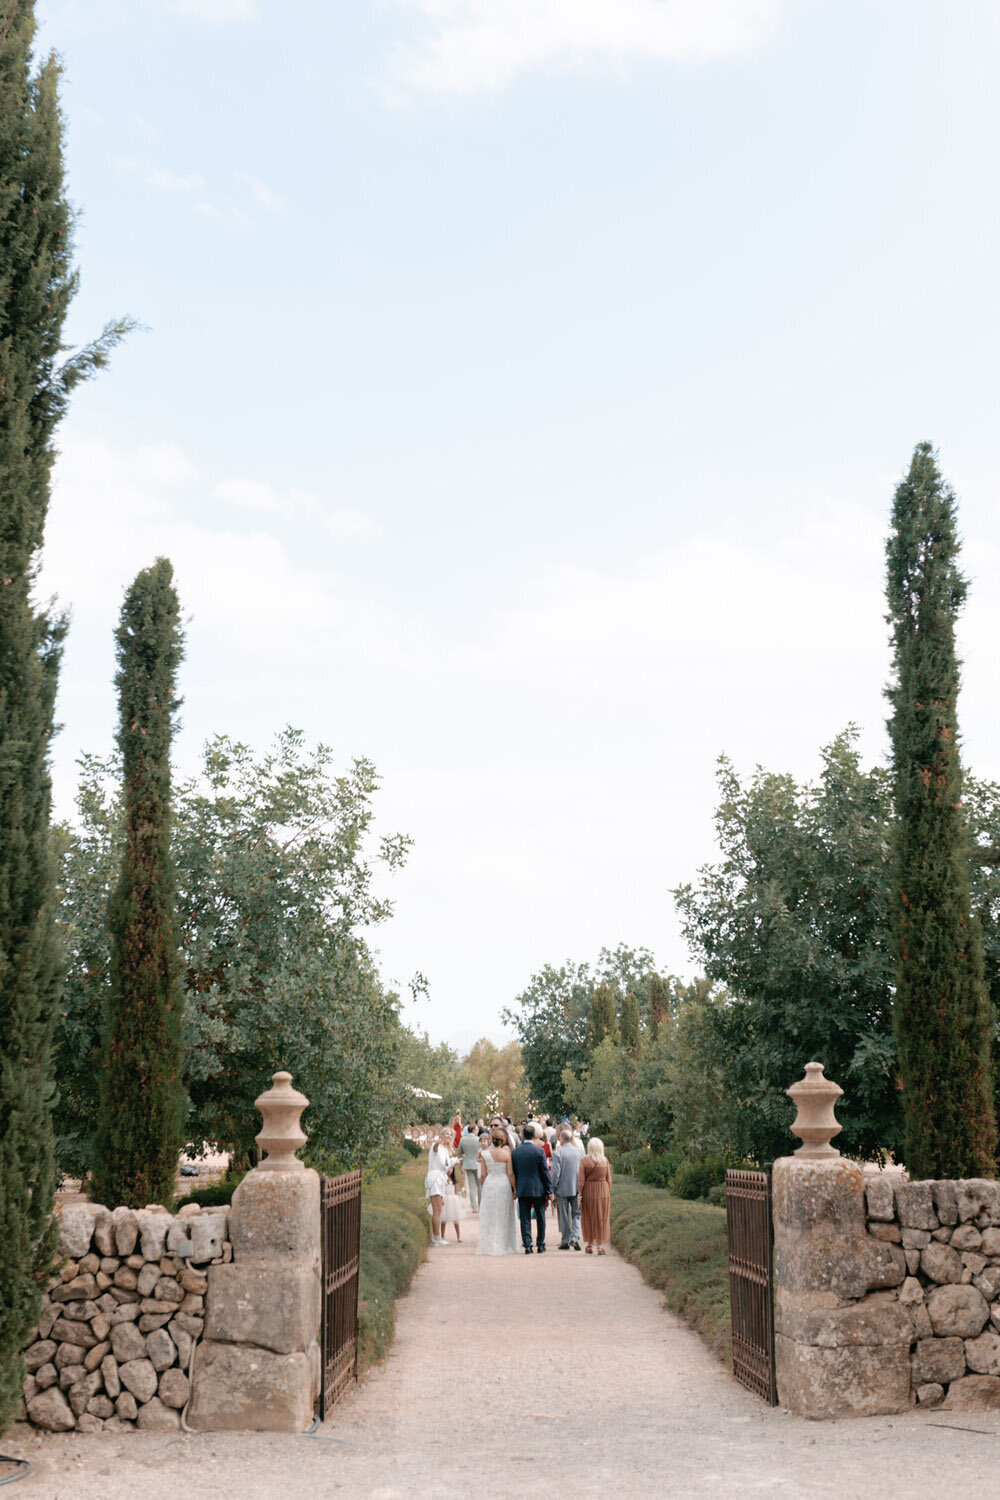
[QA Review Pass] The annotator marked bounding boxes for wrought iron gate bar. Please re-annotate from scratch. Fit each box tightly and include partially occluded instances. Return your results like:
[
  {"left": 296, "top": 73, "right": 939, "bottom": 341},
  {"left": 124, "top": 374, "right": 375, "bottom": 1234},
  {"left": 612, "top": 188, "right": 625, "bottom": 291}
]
[
  {"left": 319, "top": 1168, "right": 363, "bottom": 1420},
  {"left": 725, "top": 1166, "right": 777, "bottom": 1407}
]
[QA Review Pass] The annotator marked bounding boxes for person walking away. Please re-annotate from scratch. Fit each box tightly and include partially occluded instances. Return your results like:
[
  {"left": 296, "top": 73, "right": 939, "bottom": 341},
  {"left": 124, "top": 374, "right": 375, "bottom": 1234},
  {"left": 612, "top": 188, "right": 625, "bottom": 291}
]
[
  {"left": 451, "top": 1111, "right": 463, "bottom": 1149},
  {"left": 551, "top": 1125, "right": 584, "bottom": 1250},
  {"left": 425, "top": 1133, "right": 454, "bottom": 1245},
  {"left": 458, "top": 1124, "right": 482, "bottom": 1212},
  {"left": 579, "top": 1137, "right": 612, "bottom": 1254},
  {"left": 510, "top": 1125, "right": 552, "bottom": 1255},
  {"left": 476, "top": 1128, "right": 519, "bottom": 1256}
]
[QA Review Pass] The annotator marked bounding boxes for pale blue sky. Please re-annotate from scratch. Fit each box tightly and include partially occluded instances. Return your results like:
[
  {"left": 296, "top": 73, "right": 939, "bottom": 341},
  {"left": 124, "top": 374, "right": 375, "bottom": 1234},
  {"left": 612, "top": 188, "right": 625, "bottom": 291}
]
[{"left": 35, "top": 0, "right": 1000, "bottom": 1046}]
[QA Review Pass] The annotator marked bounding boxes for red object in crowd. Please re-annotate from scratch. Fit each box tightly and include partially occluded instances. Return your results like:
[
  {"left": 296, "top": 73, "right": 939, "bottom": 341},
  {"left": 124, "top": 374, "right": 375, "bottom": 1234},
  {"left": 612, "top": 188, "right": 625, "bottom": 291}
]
[{"left": 452, "top": 1114, "right": 462, "bottom": 1148}]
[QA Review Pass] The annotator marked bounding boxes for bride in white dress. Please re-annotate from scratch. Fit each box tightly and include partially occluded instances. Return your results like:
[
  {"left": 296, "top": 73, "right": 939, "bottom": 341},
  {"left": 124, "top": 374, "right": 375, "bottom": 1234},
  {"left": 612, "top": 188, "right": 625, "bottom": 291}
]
[{"left": 476, "top": 1130, "right": 519, "bottom": 1256}]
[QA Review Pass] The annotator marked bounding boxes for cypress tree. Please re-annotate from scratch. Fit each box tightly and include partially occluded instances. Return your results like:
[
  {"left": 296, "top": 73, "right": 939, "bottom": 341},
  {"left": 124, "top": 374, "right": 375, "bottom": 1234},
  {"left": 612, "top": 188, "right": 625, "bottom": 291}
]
[
  {"left": 588, "top": 981, "right": 618, "bottom": 1051},
  {"left": 92, "top": 560, "right": 186, "bottom": 1207},
  {"left": 0, "top": 2, "right": 130, "bottom": 1431},
  {"left": 886, "top": 442, "right": 996, "bottom": 1178},
  {"left": 619, "top": 989, "right": 641, "bottom": 1056},
  {"left": 647, "top": 973, "right": 670, "bottom": 1042}
]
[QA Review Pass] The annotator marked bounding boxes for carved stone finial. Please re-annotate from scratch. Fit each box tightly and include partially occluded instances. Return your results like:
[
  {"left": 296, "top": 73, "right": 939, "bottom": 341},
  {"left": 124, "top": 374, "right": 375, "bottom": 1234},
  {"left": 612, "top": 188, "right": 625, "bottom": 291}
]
[
  {"left": 254, "top": 1071, "right": 309, "bottom": 1171},
  {"left": 786, "top": 1061, "right": 843, "bottom": 1158}
]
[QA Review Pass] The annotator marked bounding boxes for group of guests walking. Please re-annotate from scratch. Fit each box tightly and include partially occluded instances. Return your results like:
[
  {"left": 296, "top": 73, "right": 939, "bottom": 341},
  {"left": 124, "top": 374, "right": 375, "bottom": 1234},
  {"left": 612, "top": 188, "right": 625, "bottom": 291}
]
[{"left": 423, "top": 1112, "right": 613, "bottom": 1256}]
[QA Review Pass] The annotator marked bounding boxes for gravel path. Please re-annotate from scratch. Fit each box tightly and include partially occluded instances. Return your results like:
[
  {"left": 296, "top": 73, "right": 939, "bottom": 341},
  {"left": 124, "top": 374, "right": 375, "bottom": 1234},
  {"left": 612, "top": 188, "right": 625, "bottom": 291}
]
[{"left": 10, "top": 1209, "right": 1000, "bottom": 1498}]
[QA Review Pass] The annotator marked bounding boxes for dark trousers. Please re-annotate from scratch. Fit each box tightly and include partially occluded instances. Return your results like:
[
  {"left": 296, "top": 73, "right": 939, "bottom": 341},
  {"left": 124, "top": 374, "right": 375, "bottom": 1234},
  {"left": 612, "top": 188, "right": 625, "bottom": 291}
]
[{"left": 518, "top": 1196, "right": 547, "bottom": 1249}]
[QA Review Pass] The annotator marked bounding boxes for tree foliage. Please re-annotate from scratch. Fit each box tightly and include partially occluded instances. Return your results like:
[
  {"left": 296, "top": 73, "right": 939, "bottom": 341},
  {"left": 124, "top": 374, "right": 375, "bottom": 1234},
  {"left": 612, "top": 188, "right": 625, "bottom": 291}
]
[
  {"left": 619, "top": 990, "right": 641, "bottom": 1056},
  {"left": 0, "top": 0, "right": 130, "bottom": 1433},
  {"left": 503, "top": 944, "right": 657, "bottom": 1115},
  {"left": 674, "top": 732, "right": 902, "bottom": 1164},
  {"left": 886, "top": 443, "right": 996, "bottom": 1177},
  {"left": 56, "top": 729, "right": 412, "bottom": 1175},
  {"left": 92, "top": 560, "right": 185, "bottom": 1207}
]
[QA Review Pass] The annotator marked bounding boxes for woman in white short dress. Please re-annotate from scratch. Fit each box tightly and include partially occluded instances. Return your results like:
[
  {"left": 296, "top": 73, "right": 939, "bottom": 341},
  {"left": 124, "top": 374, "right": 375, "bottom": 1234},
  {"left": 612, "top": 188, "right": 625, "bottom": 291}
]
[
  {"left": 425, "top": 1135, "right": 453, "bottom": 1245},
  {"left": 476, "top": 1129, "right": 519, "bottom": 1256}
]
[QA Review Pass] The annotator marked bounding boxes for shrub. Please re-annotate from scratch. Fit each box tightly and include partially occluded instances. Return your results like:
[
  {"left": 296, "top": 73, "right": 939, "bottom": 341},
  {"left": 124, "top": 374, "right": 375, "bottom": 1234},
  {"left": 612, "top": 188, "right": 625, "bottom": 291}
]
[
  {"left": 636, "top": 1148, "right": 684, "bottom": 1190},
  {"left": 358, "top": 1163, "right": 429, "bottom": 1371},
  {"left": 173, "top": 1168, "right": 247, "bottom": 1210},
  {"left": 612, "top": 1146, "right": 652, "bottom": 1178},
  {"left": 402, "top": 1138, "right": 422, "bottom": 1158},
  {"left": 670, "top": 1155, "right": 756, "bottom": 1201},
  {"left": 611, "top": 1179, "right": 730, "bottom": 1362}
]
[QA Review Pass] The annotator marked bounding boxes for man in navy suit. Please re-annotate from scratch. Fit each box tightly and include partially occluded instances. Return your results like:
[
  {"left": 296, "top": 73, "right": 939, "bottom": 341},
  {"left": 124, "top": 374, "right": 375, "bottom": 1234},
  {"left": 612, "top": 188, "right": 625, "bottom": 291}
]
[{"left": 510, "top": 1125, "right": 552, "bottom": 1254}]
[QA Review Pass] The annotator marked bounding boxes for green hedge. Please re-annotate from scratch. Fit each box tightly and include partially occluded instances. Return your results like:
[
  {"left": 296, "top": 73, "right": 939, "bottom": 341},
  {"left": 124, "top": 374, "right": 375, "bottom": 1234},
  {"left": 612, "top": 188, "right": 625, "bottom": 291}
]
[
  {"left": 358, "top": 1162, "right": 429, "bottom": 1373},
  {"left": 611, "top": 1178, "right": 731, "bottom": 1363},
  {"left": 173, "top": 1168, "right": 247, "bottom": 1211}
]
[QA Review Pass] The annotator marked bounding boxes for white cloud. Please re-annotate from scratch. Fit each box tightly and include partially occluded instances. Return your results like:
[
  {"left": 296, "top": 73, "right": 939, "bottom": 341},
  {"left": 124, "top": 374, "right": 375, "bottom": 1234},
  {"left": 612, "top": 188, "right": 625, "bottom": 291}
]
[
  {"left": 390, "top": 0, "right": 780, "bottom": 95},
  {"left": 236, "top": 173, "right": 286, "bottom": 213},
  {"left": 213, "top": 477, "right": 378, "bottom": 536},
  {"left": 145, "top": 167, "right": 209, "bottom": 195}
]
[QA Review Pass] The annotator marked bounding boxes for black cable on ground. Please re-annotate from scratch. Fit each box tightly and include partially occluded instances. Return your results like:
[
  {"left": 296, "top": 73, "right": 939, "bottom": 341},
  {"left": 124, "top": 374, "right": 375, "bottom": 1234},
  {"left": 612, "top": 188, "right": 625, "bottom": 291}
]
[{"left": 0, "top": 1455, "right": 31, "bottom": 1487}]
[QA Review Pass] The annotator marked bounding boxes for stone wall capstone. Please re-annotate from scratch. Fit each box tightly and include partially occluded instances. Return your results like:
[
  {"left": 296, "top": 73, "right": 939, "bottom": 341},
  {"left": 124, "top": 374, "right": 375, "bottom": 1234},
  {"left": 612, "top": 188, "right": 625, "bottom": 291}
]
[{"left": 20, "top": 1201, "right": 229, "bottom": 1433}]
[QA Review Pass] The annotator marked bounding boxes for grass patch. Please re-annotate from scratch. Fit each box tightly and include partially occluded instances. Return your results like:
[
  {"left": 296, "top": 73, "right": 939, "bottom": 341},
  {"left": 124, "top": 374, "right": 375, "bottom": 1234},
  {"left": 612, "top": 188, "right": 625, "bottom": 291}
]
[
  {"left": 358, "top": 1160, "right": 429, "bottom": 1374},
  {"left": 611, "top": 1178, "right": 731, "bottom": 1364}
]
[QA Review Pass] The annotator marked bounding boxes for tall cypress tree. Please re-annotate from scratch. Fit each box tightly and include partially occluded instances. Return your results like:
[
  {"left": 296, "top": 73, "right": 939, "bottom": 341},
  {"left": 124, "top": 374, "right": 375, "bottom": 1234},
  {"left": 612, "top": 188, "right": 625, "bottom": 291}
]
[
  {"left": 0, "top": 2, "right": 130, "bottom": 1431},
  {"left": 619, "top": 989, "right": 641, "bottom": 1056},
  {"left": 886, "top": 442, "right": 996, "bottom": 1178},
  {"left": 588, "top": 981, "right": 618, "bottom": 1051},
  {"left": 92, "top": 560, "right": 186, "bottom": 1208}
]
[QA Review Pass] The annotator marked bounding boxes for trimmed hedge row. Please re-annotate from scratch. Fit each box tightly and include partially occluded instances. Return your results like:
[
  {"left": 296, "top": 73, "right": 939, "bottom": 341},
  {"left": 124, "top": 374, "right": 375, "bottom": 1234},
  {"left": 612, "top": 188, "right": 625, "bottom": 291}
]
[
  {"left": 611, "top": 1178, "right": 731, "bottom": 1363},
  {"left": 358, "top": 1162, "right": 429, "bottom": 1372}
]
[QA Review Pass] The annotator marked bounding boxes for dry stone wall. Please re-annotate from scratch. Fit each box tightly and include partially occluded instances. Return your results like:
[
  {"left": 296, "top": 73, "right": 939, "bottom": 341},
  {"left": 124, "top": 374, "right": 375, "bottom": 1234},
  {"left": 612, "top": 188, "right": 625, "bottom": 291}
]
[
  {"left": 865, "top": 1176, "right": 1000, "bottom": 1410},
  {"left": 20, "top": 1200, "right": 229, "bottom": 1434}
]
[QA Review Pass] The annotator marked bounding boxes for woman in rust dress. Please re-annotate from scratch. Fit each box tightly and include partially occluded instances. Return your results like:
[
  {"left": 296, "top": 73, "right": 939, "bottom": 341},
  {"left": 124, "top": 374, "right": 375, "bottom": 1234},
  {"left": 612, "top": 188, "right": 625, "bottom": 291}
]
[{"left": 578, "top": 1137, "right": 612, "bottom": 1254}]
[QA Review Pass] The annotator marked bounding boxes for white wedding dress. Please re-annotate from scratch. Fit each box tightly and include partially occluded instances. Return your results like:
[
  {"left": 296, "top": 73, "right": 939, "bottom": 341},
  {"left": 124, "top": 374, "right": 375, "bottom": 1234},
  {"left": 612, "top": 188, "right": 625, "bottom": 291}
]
[{"left": 476, "top": 1150, "right": 519, "bottom": 1256}]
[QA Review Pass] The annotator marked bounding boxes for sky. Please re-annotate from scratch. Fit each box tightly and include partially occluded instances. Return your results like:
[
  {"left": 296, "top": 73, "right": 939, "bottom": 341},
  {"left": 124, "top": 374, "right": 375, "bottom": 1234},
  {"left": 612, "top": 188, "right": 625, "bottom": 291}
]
[{"left": 31, "top": 0, "right": 1000, "bottom": 1051}]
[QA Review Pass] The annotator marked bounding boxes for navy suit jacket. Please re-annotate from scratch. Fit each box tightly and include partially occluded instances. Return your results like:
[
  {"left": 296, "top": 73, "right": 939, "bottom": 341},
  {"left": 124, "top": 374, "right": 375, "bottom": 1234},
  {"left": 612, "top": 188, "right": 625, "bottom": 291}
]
[{"left": 511, "top": 1141, "right": 552, "bottom": 1200}]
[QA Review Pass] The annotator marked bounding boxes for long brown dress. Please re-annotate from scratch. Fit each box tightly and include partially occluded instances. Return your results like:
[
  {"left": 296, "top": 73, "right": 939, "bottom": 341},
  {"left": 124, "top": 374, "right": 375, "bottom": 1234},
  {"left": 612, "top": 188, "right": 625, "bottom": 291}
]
[{"left": 578, "top": 1155, "right": 612, "bottom": 1246}]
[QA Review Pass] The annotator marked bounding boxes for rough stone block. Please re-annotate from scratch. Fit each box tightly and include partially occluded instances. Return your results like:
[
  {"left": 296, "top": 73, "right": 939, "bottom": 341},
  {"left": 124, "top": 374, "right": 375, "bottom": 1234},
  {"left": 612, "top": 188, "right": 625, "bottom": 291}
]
[
  {"left": 775, "top": 1291, "right": 911, "bottom": 1349},
  {"left": 29, "top": 1391, "right": 76, "bottom": 1433},
  {"left": 52, "top": 1274, "right": 98, "bottom": 1303},
  {"left": 927, "top": 1284, "right": 990, "bottom": 1338},
  {"left": 87, "top": 1395, "right": 115, "bottom": 1420},
  {"left": 942, "top": 1374, "right": 1000, "bottom": 1410},
  {"left": 921, "top": 1243, "right": 963, "bottom": 1285},
  {"left": 956, "top": 1181, "right": 1000, "bottom": 1224},
  {"left": 916, "top": 1382, "right": 944, "bottom": 1406},
  {"left": 775, "top": 1334, "right": 911, "bottom": 1419},
  {"left": 118, "top": 1358, "right": 158, "bottom": 1404},
  {"left": 910, "top": 1305, "right": 933, "bottom": 1340},
  {"left": 158, "top": 1367, "right": 190, "bottom": 1409},
  {"left": 62, "top": 1300, "right": 98, "bottom": 1322},
  {"left": 865, "top": 1177, "right": 895, "bottom": 1222},
  {"left": 911, "top": 1337, "right": 966, "bottom": 1385},
  {"left": 136, "top": 1395, "right": 182, "bottom": 1431},
  {"left": 953, "top": 1224, "right": 983, "bottom": 1251},
  {"left": 54, "top": 1343, "right": 84, "bottom": 1370},
  {"left": 965, "top": 1331, "right": 1000, "bottom": 1375},
  {"left": 83, "top": 1340, "right": 110, "bottom": 1373},
  {"left": 187, "top": 1340, "right": 315, "bottom": 1432},
  {"left": 51, "top": 1318, "right": 97, "bottom": 1349},
  {"left": 57, "top": 1205, "right": 99, "bottom": 1259},
  {"left": 25, "top": 1340, "right": 57, "bottom": 1373},
  {"left": 34, "top": 1364, "right": 56, "bottom": 1391},
  {"left": 78, "top": 1253, "right": 101, "bottom": 1276},
  {"left": 136, "top": 1264, "right": 161, "bottom": 1297},
  {"left": 112, "top": 1207, "right": 139, "bottom": 1256},
  {"left": 168, "top": 1212, "right": 228, "bottom": 1264},
  {"left": 205, "top": 1263, "right": 321, "bottom": 1356},
  {"left": 137, "top": 1212, "right": 170, "bottom": 1262},
  {"left": 901, "top": 1229, "right": 931, "bottom": 1249},
  {"left": 138, "top": 1313, "right": 173, "bottom": 1333},
  {"left": 58, "top": 1365, "right": 86, "bottom": 1390},
  {"left": 115, "top": 1391, "right": 138, "bottom": 1420},
  {"left": 895, "top": 1182, "right": 938, "bottom": 1231},
  {"left": 92, "top": 1208, "right": 116, "bottom": 1259},
  {"left": 869, "top": 1223, "right": 901, "bottom": 1243},
  {"left": 110, "top": 1302, "right": 141, "bottom": 1325},
  {"left": 110, "top": 1322, "right": 146, "bottom": 1363},
  {"left": 963, "top": 1252, "right": 988, "bottom": 1276},
  {"left": 146, "top": 1327, "right": 177, "bottom": 1372},
  {"left": 68, "top": 1370, "right": 102, "bottom": 1416},
  {"left": 230, "top": 1171, "right": 320, "bottom": 1263},
  {"left": 101, "top": 1355, "right": 121, "bottom": 1399}
]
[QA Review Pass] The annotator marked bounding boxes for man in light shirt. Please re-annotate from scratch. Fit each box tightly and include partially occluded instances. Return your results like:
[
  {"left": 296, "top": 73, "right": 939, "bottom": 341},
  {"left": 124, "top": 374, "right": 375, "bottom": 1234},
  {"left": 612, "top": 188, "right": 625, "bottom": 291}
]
[
  {"left": 458, "top": 1124, "right": 482, "bottom": 1211},
  {"left": 551, "top": 1125, "right": 585, "bottom": 1250}
]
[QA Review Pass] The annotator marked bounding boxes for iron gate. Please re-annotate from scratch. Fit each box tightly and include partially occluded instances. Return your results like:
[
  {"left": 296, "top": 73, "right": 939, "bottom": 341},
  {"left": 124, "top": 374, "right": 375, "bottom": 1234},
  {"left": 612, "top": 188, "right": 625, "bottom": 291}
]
[
  {"left": 725, "top": 1166, "right": 777, "bottom": 1406},
  {"left": 319, "top": 1169, "right": 363, "bottom": 1419}
]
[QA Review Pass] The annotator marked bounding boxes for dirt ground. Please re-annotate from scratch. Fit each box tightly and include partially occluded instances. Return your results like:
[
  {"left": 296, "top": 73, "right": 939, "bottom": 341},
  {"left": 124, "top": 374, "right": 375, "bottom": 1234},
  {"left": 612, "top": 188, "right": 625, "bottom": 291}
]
[{"left": 9, "top": 1209, "right": 1000, "bottom": 1499}]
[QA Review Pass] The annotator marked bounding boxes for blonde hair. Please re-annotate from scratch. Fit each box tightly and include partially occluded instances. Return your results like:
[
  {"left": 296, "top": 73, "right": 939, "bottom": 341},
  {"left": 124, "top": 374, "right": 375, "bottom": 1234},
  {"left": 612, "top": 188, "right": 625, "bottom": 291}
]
[{"left": 587, "top": 1137, "right": 605, "bottom": 1159}]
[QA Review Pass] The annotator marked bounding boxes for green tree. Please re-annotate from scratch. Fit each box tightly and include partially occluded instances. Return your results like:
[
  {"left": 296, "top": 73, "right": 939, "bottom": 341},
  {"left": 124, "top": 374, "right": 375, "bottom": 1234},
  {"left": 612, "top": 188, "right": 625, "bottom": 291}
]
[
  {"left": 886, "top": 443, "right": 996, "bottom": 1177},
  {"left": 619, "top": 989, "right": 641, "bottom": 1056},
  {"left": 56, "top": 729, "right": 412, "bottom": 1174},
  {"left": 92, "top": 561, "right": 186, "bottom": 1207},
  {"left": 460, "top": 1038, "right": 531, "bottom": 1120},
  {"left": 0, "top": 1, "right": 130, "bottom": 1430},
  {"left": 646, "top": 973, "right": 671, "bottom": 1042},
  {"left": 588, "top": 981, "right": 618, "bottom": 1051},
  {"left": 675, "top": 731, "right": 901, "bottom": 1163}
]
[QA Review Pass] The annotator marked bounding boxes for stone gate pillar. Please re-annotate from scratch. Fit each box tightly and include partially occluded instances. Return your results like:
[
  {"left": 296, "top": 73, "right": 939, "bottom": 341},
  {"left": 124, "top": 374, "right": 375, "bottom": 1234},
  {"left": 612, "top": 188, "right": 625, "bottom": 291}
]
[
  {"left": 772, "top": 1063, "right": 912, "bottom": 1419},
  {"left": 187, "top": 1072, "right": 322, "bottom": 1432}
]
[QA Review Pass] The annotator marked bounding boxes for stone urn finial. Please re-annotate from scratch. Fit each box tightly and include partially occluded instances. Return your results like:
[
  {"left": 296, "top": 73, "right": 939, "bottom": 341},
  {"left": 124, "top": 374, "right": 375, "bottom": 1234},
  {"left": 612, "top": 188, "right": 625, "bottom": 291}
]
[
  {"left": 254, "top": 1070, "right": 309, "bottom": 1171},
  {"left": 786, "top": 1061, "right": 843, "bottom": 1158}
]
